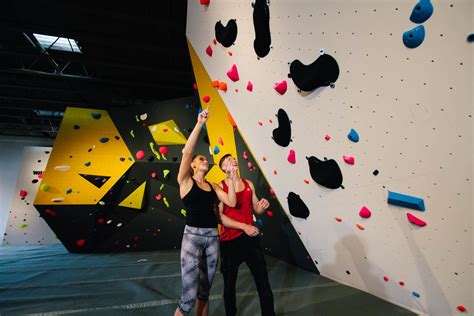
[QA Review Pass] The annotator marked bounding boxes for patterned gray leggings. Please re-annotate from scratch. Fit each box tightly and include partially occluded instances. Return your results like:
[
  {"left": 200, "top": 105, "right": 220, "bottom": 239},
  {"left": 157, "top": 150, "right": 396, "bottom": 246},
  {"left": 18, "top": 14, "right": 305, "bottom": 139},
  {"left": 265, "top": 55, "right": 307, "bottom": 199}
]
[{"left": 178, "top": 225, "right": 220, "bottom": 315}]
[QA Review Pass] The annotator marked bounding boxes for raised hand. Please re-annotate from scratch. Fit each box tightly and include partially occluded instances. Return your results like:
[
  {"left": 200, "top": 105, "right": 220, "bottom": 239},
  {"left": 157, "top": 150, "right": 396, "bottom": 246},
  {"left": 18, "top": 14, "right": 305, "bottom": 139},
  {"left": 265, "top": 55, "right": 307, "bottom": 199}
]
[{"left": 198, "top": 107, "right": 209, "bottom": 124}]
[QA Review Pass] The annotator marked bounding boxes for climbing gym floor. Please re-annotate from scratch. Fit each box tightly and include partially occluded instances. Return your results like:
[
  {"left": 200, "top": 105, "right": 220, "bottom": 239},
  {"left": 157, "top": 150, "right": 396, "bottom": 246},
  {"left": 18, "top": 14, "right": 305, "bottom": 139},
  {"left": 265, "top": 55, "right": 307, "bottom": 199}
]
[{"left": 0, "top": 244, "right": 415, "bottom": 315}]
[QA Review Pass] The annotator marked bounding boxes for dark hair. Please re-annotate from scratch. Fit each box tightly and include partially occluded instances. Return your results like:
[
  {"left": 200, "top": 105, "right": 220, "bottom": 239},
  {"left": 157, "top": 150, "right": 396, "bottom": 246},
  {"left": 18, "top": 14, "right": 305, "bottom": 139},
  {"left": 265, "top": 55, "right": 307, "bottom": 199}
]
[{"left": 219, "top": 153, "right": 232, "bottom": 170}]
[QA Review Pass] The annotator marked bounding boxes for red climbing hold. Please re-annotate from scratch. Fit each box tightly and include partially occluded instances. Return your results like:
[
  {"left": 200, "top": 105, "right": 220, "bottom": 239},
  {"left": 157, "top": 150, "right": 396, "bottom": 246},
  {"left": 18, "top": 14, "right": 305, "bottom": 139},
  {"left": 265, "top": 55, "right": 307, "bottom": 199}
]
[
  {"left": 136, "top": 150, "right": 145, "bottom": 160},
  {"left": 359, "top": 206, "right": 372, "bottom": 219},
  {"left": 383, "top": 276, "right": 389, "bottom": 282},
  {"left": 218, "top": 137, "right": 224, "bottom": 146},
  {"left": 213, "top": 38, "right": 217, "bottom": 45},
  {"left": 247, "top": 81, "right": 253, "bottom": 92},
  {"left": 399, "top": 281, "right": 405, "bottom": 286},
  {"left": 269, "top": 188, "right": 275, "bottom": 195},
  {"left": 45, "top": 209, "right": 57, "bottom": 216},
  {"left": 287, "top": 150, "right": 296, "bottom": 164},
  {"left": 76, "top": 239, "right": 85, "bottom": 247},
  {"left": 267, "top": 211, "right": 273, "bottom": 217},
  {"left": 228, "top": 51, "right": 233, "bottom": 56},
  {"left": 274, "top": 80, "right": 287, "bottom": 95},
  {"left": 457, "top": 306, "right": 467, "bottom": 312},
  {"left": 273, "top": 170, "right": 278, "bottom": 175},
  {"left": 202, "top": 95, "right": 210, "bottom": 103},
  {"left": 97, "top": 218, "right": 105, "bottom": 225},
  {"left": 200, "top": 0, "right": 210, "bottom": 5},
  {"left": 206, "top": 45, "right": 213, "bottom": 57},
  {"left": 325, "top": 135, "right": 331, "bottom": 141},
  {"left": 19, "top": 190, "right": 27, "bottom": 197},
  {"left": 335, "top": 217, "right": 342, "bottom": 222},
  {"left": 343, "top": 155, "right": 355, "bottom": 165},
  {"left": 226, "top": 64, "right": 240, "bottom": 82},
  {"left": 193, "top": 83, "right": 197, "bottom": 90},
  {"left": 159, "top": 146, "right": 168, "bottom": 155},
  {"left": 407, "top": 213, "right": 427, "bottom": 227},
  {"left": 262, "top": 156, "right": 267, "bottom": 161},
  {"left": 155, "top": 194, "right": 162, "bottom": 201},
  {"left": 304, "top": 179, "right": 310, "bottom": 184},
  {"left": 258, "top": 121, "right": 263, "bottom": 126}
]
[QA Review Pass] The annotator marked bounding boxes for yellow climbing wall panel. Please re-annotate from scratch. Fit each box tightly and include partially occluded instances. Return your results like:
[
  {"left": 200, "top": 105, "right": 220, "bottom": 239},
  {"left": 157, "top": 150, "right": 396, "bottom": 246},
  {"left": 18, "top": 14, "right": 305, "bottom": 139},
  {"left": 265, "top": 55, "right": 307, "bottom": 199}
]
[
  {"left": 148, "top": 119, "right": 187, "bottom": 145},
  {"left": 118, "top": 181, "right": 147, "bottom": 209},
  {"left": 34, "top": 107, "right": 135, "bottom": 205}
]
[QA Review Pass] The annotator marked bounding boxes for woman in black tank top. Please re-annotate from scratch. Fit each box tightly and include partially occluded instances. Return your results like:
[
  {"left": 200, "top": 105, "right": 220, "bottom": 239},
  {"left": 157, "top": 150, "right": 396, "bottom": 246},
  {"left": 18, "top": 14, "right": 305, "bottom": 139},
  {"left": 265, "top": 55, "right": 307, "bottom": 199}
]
[{"left": 174, "top": 107, "right": 237, "bottom": 316}]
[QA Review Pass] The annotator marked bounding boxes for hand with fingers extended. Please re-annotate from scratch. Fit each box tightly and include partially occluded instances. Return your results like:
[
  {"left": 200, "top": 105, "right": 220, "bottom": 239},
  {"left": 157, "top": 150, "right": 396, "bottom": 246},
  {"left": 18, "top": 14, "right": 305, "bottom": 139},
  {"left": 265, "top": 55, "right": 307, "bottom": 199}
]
[
  {"left": 243, "top": 224, "right": 259, "bottom": 237},
  {"left": 198, "top": 107, "right": 209, "bottom": 125},
  {"left": 256, "top": 198, "right": 270, "bottom": 213},
  {"left": 225, "top": 165, "right": 237, "bottom": 181}
]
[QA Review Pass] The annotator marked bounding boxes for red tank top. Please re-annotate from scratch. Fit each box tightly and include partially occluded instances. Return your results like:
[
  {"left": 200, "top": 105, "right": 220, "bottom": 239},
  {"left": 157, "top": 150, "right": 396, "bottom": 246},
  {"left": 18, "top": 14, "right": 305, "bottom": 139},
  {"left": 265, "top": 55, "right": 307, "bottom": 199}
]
[{"left": 219, "top": 179, "right": 253, "bottom": 241}]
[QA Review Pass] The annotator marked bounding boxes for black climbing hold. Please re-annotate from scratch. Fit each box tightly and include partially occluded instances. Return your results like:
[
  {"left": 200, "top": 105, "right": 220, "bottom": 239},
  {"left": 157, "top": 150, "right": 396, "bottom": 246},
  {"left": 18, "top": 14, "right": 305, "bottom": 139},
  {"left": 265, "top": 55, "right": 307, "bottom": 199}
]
[
  {"left": 73, "top": 125, "right": 80, "bottom": 130},
  {"left": 215, "top": 19, "right": 238, "bottom": 48},
  {"left": 306, "top": 156, "right": 343, "bottom": 189},
  {"left": 272, "top": 109, "right": 291, "bottom": 147},
  {"left": 467, "top": 33, "right": 474, "bottom": 42},
  {"left": 287, "top": 192, "right": 310, "bottom": 219},
  {"left": 32, "top": 179, "right": 38, "bottom": 184},
  {"left": 115, "top": 136, "right": 120, "bottom": 140},
  {"left": 252, "top": 0, "right": 271, "bottom": 58},
  {"left": 373, "top": 169, "right": 379, "bottom": 176},
  {"left": 172, "top": 157, "right": 178, "bottom": 162},
  {"left": 147, "top": 155, "right": 154, "bottom": 162},
  {"left": 289, "top": 54, "right": 340, "bottom": 92}
]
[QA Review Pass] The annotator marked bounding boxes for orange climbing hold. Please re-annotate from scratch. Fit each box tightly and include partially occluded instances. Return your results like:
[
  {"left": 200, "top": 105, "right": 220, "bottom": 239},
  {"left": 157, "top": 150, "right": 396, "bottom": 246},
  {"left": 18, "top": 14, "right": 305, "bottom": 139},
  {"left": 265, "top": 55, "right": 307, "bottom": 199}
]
[
  {"left": 304, "top": 179, "right": 310, "bottom": 184},
  {"left": 211, "top": 80, "right": 220, "bottom": 87},
  {"left": 356, "top": 223, "right": 365, "bottom": 230},
  {"left": 219, "top": 81, "right": 228, "bottom": 91},
  {"left": 227, "top": 112, "right": 237, "bottom": 127},
  {"left": 335, "top": 217, "right": 342, "bottom": 222}
]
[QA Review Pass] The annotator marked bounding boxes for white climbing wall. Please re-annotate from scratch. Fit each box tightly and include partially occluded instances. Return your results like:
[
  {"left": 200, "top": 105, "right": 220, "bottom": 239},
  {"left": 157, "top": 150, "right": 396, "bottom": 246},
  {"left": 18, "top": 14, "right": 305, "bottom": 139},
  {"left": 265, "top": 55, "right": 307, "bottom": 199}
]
[
  {"left": 2, "top": 146, "right": 59, "bottom": 246},
  {"left": 186, "top": 0, "right": 473, "bottom": 315}
]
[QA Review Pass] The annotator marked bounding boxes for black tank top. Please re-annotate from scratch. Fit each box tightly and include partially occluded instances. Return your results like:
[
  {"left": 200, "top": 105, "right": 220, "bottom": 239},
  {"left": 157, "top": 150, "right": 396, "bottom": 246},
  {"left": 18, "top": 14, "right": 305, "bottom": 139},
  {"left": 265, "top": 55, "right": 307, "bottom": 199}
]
[{"left": 182, "top": 178, "right": 218, "bottom": 228}]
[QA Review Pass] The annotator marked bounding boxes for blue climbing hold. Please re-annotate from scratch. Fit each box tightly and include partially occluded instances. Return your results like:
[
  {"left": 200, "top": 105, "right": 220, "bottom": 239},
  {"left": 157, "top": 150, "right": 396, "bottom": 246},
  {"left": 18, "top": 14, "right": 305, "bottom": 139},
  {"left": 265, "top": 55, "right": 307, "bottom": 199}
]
[
  {"left": 84, "top": 161, "right": 91, "bottom": 167},
  {"left": 185, "top": 104, "right": 191, "bottom": 109},
  {"left": 99, "top": 137, "right": 109, "bottom": 143},
  {"left": 91, "top": 112, "right": 102, "bottom": 119},
  {"left": 66, "top": 188, "right": 73, "bottom": 194},
  {"left": 347, "top": 128, "right": 359, "bottom": 143},
  {"left": 403, "top": 25, "right": 425, "bottom": 49},
  {"left": 387, "top": 191, "right": 425, "bottom": 211},
  {"left": 410, "top": 0, "right": 433, "bottom": 24},
  {"left": 412, "top": 291, "right": 421, "bottom": 298},
  {"left": 257, "top": 219, "right": 263, "bottom": 226},
  {"left": 214, "top": 145, "right": 220, "bottom": 155},
  {"left": 467, "top": 33, "right": 474, "bottom": 42}
]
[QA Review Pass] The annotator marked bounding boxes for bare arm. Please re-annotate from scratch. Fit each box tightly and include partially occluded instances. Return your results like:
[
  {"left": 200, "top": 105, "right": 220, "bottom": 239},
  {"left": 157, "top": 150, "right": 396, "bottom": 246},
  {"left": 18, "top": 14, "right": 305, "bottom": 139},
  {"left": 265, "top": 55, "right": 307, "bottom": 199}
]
[
  {"left": 212, "top": 179, "right": 236, "bottom": 207},
  {"left": 247, "top": 180, "right": 269, "bottom": 215},
  {"left": 177, "top": 109, "right": 208, "bottom": 185},
  {"left": 218, "top": 202, "right": 260, "bottom": 237}
]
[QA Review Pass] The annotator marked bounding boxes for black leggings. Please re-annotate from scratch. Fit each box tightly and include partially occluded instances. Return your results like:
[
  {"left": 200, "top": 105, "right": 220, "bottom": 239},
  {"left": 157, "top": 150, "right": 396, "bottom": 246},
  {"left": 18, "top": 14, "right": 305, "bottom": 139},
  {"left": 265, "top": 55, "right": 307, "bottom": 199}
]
[{"left": 220, "top": 234, "right": 275, "bottom": 316}]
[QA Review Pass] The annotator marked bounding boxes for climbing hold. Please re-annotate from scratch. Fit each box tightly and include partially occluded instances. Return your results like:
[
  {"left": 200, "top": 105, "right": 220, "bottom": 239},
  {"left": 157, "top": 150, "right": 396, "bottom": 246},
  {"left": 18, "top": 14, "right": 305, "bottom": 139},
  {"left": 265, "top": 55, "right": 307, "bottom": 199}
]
[
  {"left": 356, "top": 223, "right": 365, "bottom": 230},
  {"left": 136, "top": 151, "right": 145, "bottom": 160},
  {"left": 202, "top": 95, "right": 211, "bottom": 103},
  {"left": 117, "top": 223, "right": 123, "bottom": 227},
  {"left": 226, "top": 64, "right": 240, "bottom": 82},
  {"left": 269, "top": 188, "right": 275, "bottom": 195},
  {"left": 106, "top": 220, "right": 112, "bottom": 224},
  {"left": 407, "top": 212, "right": 427, "bottom": 227},
  {"left": 347, "top": 128, "right": 359, "bottom": 142},
  {"left": 213, "top": 38, "right": 217, "bottom": 45},
  {"left": 388, "top": 191, "right": 425, "bottom": 211},
  {"left": 359, "top": 206, "right": 372, "bottom": 218},
  {"left": 84, "top": 161, "right": 91, "bottom": 167},
  {"left": 213, "top": 145, "right": 220, "bottom": 155},
  {"left": 193, "top": 83, "right": 197, "bottom": 90},
  {"left": 457, "top": 306, "right": 467, "bottom": 312},
  {"left": 19, "top": 190, "right": 27, "bottom": 197},
  {"left": 247, "top": 161, "right": 253, "bottom": 168},
  {"left": 130, "top": 130, "right": 135, "bottom": 138},
  {"left": 52, "top": 197, "right": 64, "bottom": 203},
  {"left": 159, "top": 146, "right": 168, "bottom": 155},
  {"left": 215, "top": 19, "right": 238, "bottom": 47},
  {"left": 45, "top": 209, "right": 57, "bottom": 216},
  {"left": 383, "top": 276, "right": 389, "bottom": 282},
  {"left": 399, "top": 281, "right": 405, "bottom": 286},
  {"left": 218, "top": 137, "right": 224, "bottom": 146},
  {"left": 98, "top": 201, "right": 105, "bottom": 206},
  {"left": 181, "top": 209, "right": 187, "bottom": 216},
  {"left": 410, "top": 0, "right": 433, "bottom": 24},
  {"left": 325, "top": 135, "right": 331, "bottom": 141},
  {"left": 403, "top": 25, "right": 425, "bottom": 49},
  {"left": 155, "top": 194, "right": 162, "bottom": 201},
  {"left": 73, "top": 125, "right": 80, "bottom": 130},
  {"left": 272, "top": 109, "right": 291, "bottom": 147},
  {"left": 185, "top": 103, "right": 191, "bottom": 110},
  {"left": 262, "top": 156, "right": 267, "bottom": 161},
  {"left": 160, "top": 184, "right": 165, "bottom": 191},
  {"left": 206, "top": 45, "right": 213, "bottom": 57},
  {"left": 243, "top": 151, "right": 248, "bottom": 160},
  {"left": 76, "top": 239, "right": 85, "bottom": 247},
  {"left": 227, "top": 112, "right": 237, "bottom": 127},
  {"left": 140, "top": 113, "right": 147, "bottom": 121},
  {"left": 163, "top": 169, "right": 170, "bottom": 179},
  {"left": 200, "top": 0, "right": 210, "bottom": 5},
  {"left": 468, "top": 33, "right": 474, "bottom": 42},
  {"left": 273, "top": 170, "right": 277, "bottom": 175},
  {"left": 150, "top": 142, "right": 161, "bottom": 159},
  {"left": 287, "top": 192, "right": 310, "bottom": 219},
  {"left": 335, "top": 217, "right": 342, "bottom": 222},
  {"left": 147, "top": 156, "right": 154, "bottom": 162},
  {"left": 66, "top": 188, "right": 72, "bottom": 194},
  {"left": 219, "top": 81, "right": 228, "bottom": 91},
  {"left": 269, "top": 119, "right": 272, "bottom": 124},
  {"left": 252, "top": 0, "right": 271, "bottom": 58},
  {"left": 258, "top": 121, "right": 263, "bottom": 126},
  {"left": 20, "top": 224, "right": 28, "bottom": 229},
  {"left": 274, "top": 80, "right": 287, "bottom": 95},
  {"left": 267, "top": 211, "right": 273, "bottom": 217},
  {"left": 99, "top": 137, "right": 109, "bottom": 143},
  {"left": 412, "top": 291, "right": 420, "bottom": 298},
  {"left": 257, "top": 219, "right": 263, "bottom": 226},
  {"left": 151, "top": 172, "right": 157, "bottom": 178},
  {"left": 287, "top": 149, "right": 296, "bottom": 164},
  {"left": 163, "top": 197, "right": 170, "bottom": 208},
  {"left": 54, "top": 165, "right": 71, "bottom": 172},
  {"left": 373, "top": 169, "right": 379, "bottom": 176},
  {"left": 343, "top": 155, "right": 355, "bottom": 165},
  {"left": 212, "top": 80, "right": 220, "bottom": 88},
  {"left": 289, "top": 54, "right": 340, "bottom": 91},
  {"left": 40, "top": 184, "right": 50, "bottom": 191},
  {"left": 304, "top": 179, "right": 310, "bottom": 184},
  {"left": 228, "top": 51, "right": 233, "bottom": 56},
  {"left": 91, "top": 112, "right": 101, "bottom": 119},
  {"left": 235, "top": 88, "right": 239, "bottom": 92},
  {"left": 247, "top": 81, "right": 253, "bottom": 91},
  {"left": 306, "top": 156, "right": 343, "bottom": 189}
]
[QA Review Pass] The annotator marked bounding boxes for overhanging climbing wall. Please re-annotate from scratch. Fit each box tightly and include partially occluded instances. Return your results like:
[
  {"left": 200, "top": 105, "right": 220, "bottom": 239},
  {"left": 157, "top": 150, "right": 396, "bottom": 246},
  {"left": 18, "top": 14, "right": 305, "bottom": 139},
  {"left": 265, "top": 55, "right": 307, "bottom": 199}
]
[{"left": 186, "top": 0, "right": 472, "bottom": 315}]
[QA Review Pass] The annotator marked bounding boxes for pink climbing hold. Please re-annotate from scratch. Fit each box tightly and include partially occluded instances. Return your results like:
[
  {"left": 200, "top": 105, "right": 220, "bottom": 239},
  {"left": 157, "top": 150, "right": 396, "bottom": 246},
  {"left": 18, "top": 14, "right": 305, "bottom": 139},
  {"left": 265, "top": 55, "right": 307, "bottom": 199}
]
[
  {"left": 359, "top": 206, "right": 372, "bottom": 219},
  {"left": 383, "top": 276, "right": 389, "bottom": 282},
  {"left": 159, "top": 146, "right": 168, "bottom": 155},
  {"left": 343, "top": 155, "right": 355, "bottom": 165},
  {"left": 274, "top": 80, "right": 287, "bottom": 95},
  {"left": 247, "top": 81, "right": 253, "bottom": 92},
  {"left": 206, "top": 45, "right": 213, "bottom": 57},
  {"left": 155, "top": 194, "right": 162, "bottom": 201},
  {"left": 269, "top": 188, "right": 275, "bottom": 195},
  {"left": 151, "top": 172, "right": 157, "bottom": 178},
  {"left": 226, "top": 64, "right": 240, "bottom": 82},
  {"left": 76, "top": 239, "right": 85, "bottom": 247},
  {"left": 247, "top": 161, "right": 253, "bottom": 168},
  {"left": 19, "top": 190, "right": 27, "bottom": 197},
  {"left": 193, "top": 83, "right": 197, "bottom": 90},
  {"left": 273, "top": 169, "right": 278, "bottom": 175},
  {"left": 325, "top": 135, "right": 331, "bottom": 141},
  {"left": 267, "top": 211, "right": 273, "bottom": 217},
  {"left": 287, "top": 150, "right": 296, "bottom": 164},
  {"left": 136, "top": 150, "right": 145, "bottom": 160},
  {"left": 202, "top": 95, "right": 210, "bottom": 103},
  {"left": 243, "top": 151, "right": 248, "bottom": 160},
  {"left": 407, "top": 212, "right": 427, "bottom": 227}
]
